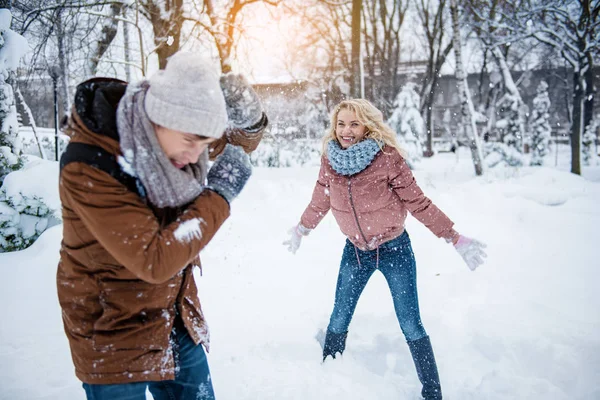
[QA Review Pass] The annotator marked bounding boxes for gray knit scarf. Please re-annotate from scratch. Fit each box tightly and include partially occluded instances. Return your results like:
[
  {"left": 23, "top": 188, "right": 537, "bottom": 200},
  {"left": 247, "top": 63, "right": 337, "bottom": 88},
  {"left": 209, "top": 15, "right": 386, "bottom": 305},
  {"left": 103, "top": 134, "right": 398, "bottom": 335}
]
[
  {"left": 116, "top": 81, "right": 209, "bottom": 208},
  {"left": 327, "top": 138, "right": 382, "bottom": 176}
]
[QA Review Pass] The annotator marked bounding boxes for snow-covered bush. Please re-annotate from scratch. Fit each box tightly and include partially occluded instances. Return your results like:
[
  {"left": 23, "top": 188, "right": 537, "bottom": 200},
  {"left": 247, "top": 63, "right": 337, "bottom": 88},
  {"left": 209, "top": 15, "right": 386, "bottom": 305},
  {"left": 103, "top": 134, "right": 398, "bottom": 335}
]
[
  {"left": 250, "top": 139, "right": 321, "bottom": 168},
  {"left": 20, "top": 129, "right": 70, "bottom": 161},
  {"left": 486, "top": 96, "right": 526, "bottom": 169},
  {"left": 529, "top": 81, "right": 552, "bottom": 166},
  {"left": 388, "top": 82, "right": 425, "bottom": 164},
  {"left": 0, "top": 157, "right": 60, "bottom": 252},
  {"left": 496, "top": 91, "right": 526, "bottom": 158},
  {"left": 484, "top": 141, "right": 525, "bottom": 168}
]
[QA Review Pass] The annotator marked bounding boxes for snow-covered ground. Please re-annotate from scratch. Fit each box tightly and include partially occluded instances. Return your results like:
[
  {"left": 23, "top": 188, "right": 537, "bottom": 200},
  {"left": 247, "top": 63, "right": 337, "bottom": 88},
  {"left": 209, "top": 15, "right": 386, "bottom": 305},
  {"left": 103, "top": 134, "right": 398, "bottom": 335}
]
[{"left": 1, "top": 148, "right": 599, "bottom": 400}]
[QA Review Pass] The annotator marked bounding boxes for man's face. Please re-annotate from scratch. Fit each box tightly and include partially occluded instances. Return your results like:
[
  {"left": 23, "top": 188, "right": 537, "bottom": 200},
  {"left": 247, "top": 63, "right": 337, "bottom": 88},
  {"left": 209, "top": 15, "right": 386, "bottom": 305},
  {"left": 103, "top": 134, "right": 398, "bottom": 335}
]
[{"left": 154, "top": 125, "right": 218, "bottom": 169}]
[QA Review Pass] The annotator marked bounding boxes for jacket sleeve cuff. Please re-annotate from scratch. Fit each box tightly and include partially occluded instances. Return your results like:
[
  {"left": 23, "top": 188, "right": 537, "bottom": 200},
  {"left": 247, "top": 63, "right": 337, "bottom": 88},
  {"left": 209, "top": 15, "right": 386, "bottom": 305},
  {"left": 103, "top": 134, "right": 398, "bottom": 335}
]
[
  {"left": 243, "top": 112, "right": 268, "bottom": 133},
  {"left": 443, "top": 228, "right": 460, "bottom": 244},
  {"left": 296, "top": 223, "right": 312, "bottom": 236}
]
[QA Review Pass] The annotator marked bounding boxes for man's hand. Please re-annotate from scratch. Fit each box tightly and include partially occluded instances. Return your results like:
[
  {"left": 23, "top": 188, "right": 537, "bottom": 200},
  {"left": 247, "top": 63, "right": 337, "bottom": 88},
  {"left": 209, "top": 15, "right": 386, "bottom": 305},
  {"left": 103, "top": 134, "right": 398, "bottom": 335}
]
[
  {"left": 220, "top": 73, "right": 264, "bottom": 129},
  {"left": 206, "top": 144, "right": 252, "bottom": 203}
]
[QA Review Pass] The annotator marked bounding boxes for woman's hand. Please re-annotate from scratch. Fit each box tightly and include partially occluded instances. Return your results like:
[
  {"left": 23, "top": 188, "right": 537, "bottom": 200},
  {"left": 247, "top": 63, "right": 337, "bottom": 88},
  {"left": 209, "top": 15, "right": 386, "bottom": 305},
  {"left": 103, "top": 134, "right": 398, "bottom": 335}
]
[
  {"left": 283, "top": 224, "right": 311, "bottom": 254},
  {"left": 453, "top": 235, "right": 487, "bottom": 271}
]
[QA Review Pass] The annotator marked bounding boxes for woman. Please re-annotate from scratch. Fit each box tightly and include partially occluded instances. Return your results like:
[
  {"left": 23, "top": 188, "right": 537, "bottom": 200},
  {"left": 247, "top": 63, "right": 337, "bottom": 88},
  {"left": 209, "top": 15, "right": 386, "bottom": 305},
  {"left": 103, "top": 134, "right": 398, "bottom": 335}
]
[{"left": 284, "top": 99, "right": 486, "bottom": 400}]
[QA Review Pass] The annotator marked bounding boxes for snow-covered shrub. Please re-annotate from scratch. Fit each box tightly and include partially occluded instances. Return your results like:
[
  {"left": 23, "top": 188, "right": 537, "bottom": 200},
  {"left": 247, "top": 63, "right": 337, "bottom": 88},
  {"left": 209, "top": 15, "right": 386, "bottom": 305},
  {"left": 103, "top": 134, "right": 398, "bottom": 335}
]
[
  {"left": 0, "top": 191, "right": 53, "bottom": 252},
  {"left": 484, "top": 141, "right": 525, "bottom": 168},
  {"left": 496, "top": 92, "right": 526, "bottom": 154},
  {"left": 529, "top": 81, "right": 552, "bottom": 166},
  {"left": 486, "top": 94, "right": 527, "bottom": 169},
  {"left": 0, "top": 157, "right": 60, "bottom": 252},
  {"left": 388, "top": 82, "right": 425, "bottom": 164},
  {"left": 20, "top": 133, "right": 70, "bottom": 161},
  {"left": 250, "top": 139, "right": 321, "bottom": 167},
  {"left": 0, "top": 144, "right": 22, "bottom": 181}
]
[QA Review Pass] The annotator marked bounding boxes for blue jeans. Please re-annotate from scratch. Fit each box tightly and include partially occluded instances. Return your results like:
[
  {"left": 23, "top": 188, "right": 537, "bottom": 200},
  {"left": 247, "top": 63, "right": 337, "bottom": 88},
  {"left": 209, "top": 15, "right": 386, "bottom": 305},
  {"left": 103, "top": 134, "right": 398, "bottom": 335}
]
[
  {"left": 83, "top": 320, "right": 215, "bottom": 400},
  {"left": 327, "top": 231, "right": 427, "bottom": 342}
]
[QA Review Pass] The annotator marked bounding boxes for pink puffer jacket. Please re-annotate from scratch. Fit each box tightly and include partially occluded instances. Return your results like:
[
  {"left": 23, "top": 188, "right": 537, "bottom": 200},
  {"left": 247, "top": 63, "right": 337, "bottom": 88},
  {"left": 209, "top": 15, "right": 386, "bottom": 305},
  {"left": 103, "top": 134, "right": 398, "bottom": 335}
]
[{"left": 300, "top": 146, "right": 457, "bottom": 250}]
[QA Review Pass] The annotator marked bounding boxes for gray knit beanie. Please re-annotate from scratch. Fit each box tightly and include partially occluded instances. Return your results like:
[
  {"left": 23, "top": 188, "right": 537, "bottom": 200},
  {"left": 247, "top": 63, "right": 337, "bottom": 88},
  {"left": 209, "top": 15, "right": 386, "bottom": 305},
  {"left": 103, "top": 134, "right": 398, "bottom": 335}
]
[{"left": 144, "top": 52, "right": 228, "bottom": 138}]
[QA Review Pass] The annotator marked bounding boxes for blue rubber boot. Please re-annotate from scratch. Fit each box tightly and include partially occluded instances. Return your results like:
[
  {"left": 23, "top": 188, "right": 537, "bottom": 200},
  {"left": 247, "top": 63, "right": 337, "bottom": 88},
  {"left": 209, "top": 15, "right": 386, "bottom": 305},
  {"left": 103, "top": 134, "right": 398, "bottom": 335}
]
[
  {"left": 322, "top": 330, "right": 348, "bottom": 362},
  {"left": 407, "top": 336, "right": 442, "bottom": 400}
]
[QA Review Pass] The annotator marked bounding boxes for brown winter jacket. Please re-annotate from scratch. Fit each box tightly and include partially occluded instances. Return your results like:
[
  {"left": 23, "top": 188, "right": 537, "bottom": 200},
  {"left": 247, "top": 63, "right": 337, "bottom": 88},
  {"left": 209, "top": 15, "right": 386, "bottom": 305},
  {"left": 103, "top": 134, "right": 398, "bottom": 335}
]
[
  {"left": 300, "top": 146, "right": 457, "bottom": 250},
  {"left": 57, "top": 78, "right": 264, "bottom": 385}
]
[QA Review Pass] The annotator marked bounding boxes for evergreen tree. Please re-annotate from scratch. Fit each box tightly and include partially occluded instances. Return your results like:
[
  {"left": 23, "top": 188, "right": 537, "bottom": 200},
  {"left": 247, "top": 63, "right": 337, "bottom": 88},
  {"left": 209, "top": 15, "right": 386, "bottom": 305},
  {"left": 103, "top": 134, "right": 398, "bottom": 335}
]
[
  {"left": 530, "top": 81, "right": 552, "bottom": 166},
  {"left": 0, "top": 7, "right": 27, "bottom": 182},
  {"left": 0, "top": 7, "right": 56, "bottom": 252},
  {"left": 388, "top": 82, "right": 425, "bottom": 163}
]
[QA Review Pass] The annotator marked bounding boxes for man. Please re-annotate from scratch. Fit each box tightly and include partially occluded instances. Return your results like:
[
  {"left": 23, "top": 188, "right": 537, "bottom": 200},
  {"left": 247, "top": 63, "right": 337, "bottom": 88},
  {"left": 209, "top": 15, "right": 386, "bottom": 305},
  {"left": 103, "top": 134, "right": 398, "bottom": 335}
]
[{"left": 57, "top": 52, "right": 267, "bottom": 399}]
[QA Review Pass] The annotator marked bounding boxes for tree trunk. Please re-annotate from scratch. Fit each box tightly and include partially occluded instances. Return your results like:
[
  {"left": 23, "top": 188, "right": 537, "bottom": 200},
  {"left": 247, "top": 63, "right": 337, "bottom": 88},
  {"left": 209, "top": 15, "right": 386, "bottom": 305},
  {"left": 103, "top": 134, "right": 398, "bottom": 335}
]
[
  {"left": 146, "top": 0, "right": 183, "bottom": 69},
  {"left": 15, "top": 88, "right": 45, "bottom": 159},
  {"left": 123, "top": 6, "right": 131, "bottom": 81},
  {"left": 423, "top": 92, "right": 435, "bottom": 156},
  {"left": 417, "top": 0, "right": 452, "bottom": 158},
  {"left": 571, "top": 70, "right": 584, "bottom": 175},
  {"left": 450, "top": 0, "right": 484, "bottom": 176},
  {"left": 583, "top": 57, "right": 595, "bottom": 130},
  {"left": 491, "top": 46, "right": 526, "bottom": 152},
  {"left": 55, "top": 10, "right": 71, "bottom": 114},
  {"left": 350, "top": 0, "right": 362, "bottom": 98},
  {"left": 87, "top": 3, "right": 124, "bottom": 77}
]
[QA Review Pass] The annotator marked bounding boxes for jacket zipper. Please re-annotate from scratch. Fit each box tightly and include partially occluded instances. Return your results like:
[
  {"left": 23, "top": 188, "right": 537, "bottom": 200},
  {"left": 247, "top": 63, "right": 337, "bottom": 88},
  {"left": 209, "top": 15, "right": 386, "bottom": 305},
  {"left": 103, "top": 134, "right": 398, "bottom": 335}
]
[{"left": 347, "top": 178, "right": 369, "bottom": 247}]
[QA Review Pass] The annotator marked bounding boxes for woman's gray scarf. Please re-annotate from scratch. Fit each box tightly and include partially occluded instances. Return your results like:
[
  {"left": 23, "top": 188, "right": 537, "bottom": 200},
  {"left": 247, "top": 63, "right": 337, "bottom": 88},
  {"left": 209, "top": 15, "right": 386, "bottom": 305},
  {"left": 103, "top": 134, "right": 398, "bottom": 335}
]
[
  {"left": 116, "top": 81, "right": 209, "bottom": 208},
  {"left": 327, "top": 138, "right": 381, "bottom": 176}
]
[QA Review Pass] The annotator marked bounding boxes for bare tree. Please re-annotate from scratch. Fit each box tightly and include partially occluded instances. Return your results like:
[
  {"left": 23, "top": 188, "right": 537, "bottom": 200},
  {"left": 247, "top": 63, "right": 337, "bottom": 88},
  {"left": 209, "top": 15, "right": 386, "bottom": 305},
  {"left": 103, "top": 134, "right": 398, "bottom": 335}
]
[
  {"left": 414, "top": 0, "right": 453, "bottom": 156},
  {"left": 13, "top": 1, "right": 128, "bottom": 114},
  {"left": 523, "top": 0, "right": 600, "bottom": 175},
  {"left": 277, "top": 0, "right": 352, "bottom": 111},
  {"left": 87, "top": 2, "right": 123, "bottom": 76},
  {"left": 198, "top": 0, "right": 282, "bottom": 73},
  {"left": 361, "top": 0, "right": 409, "bottom": 114},
  {"left": 450, "top": 0, "right": 484, "bottom": 175},
  {"left": 140, "top": 0, "right": 183, "bottom": 69}
]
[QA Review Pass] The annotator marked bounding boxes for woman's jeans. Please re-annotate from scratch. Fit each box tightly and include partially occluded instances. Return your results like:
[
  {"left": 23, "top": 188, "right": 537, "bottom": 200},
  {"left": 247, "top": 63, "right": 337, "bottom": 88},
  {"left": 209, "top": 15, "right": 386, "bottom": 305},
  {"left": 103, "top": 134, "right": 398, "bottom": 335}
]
[
  {"left": 327, "top": 230, "right": 427, "bottom": 342},
  {"left": 82, "top": 319, "right": 215, "bottom": 400}
]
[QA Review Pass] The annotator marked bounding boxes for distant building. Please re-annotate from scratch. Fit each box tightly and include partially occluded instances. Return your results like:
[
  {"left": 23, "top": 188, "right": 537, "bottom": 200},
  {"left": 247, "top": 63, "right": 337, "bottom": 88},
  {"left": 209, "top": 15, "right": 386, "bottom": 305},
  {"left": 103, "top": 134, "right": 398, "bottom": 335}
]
[{"left": 16, "top": 66, "right": 599, "bottom": 145}]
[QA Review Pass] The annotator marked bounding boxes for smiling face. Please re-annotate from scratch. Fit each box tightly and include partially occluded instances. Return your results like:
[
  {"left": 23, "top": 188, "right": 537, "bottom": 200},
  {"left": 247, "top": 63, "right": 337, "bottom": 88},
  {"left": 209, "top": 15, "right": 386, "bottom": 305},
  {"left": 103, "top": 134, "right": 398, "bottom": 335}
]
[
  {"left": 154, "top": 125, "right": 218, "bottom": 169},
  {"left": 335, "top": 108, "right": 368, "bottom": 149}
]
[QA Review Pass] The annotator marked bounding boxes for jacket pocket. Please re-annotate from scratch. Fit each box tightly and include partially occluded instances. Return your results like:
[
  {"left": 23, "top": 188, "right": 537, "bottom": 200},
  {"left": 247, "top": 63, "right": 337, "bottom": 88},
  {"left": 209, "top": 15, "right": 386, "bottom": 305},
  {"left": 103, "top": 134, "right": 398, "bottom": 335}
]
[{"left": 92, "top": 280, "right": 173, "bottom": 351}]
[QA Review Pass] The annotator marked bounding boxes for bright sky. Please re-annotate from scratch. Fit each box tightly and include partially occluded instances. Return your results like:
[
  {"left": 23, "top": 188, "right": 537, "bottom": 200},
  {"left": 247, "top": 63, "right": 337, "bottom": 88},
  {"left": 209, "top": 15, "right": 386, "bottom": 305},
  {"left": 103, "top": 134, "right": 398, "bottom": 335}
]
[{"left": 232, "top": 3, "right": 295, "bottom": 84}]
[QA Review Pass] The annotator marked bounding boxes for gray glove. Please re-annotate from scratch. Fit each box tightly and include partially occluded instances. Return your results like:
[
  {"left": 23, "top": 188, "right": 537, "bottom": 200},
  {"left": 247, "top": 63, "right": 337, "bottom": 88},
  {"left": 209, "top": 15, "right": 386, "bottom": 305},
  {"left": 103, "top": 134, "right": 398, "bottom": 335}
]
[
  {"left": 220, "top": 73, "right": 264, "bottom": 129},
  {"left": 206, "top": 144, "right": 252, "bottom": 203}
]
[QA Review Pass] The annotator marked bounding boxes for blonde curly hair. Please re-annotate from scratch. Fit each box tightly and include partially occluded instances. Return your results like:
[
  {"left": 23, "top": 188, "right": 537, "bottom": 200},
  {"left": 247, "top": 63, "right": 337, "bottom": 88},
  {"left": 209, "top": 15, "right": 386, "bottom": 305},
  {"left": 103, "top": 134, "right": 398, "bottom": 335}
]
[{"left": 321, "top": 99, "right": 405, "bottom": 156}]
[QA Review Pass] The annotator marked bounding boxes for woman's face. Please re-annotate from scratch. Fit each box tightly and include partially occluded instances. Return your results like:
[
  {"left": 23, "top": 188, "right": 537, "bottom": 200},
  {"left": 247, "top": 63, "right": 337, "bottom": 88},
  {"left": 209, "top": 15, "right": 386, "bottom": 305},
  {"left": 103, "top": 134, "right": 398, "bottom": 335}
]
[
  {"left": 335, "top": 108, "right": 368, "bottom": 149},
  {"left": 154, "top": 125, "right": 217, "bottom": 169}
]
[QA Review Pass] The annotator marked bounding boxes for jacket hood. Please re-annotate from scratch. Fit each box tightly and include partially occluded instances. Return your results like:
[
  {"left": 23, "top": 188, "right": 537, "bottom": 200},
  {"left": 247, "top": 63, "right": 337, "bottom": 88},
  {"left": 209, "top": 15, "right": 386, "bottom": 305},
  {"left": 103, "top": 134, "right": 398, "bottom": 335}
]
[{"left": 72, "top": 77, "right": 127, "bottom": 141}]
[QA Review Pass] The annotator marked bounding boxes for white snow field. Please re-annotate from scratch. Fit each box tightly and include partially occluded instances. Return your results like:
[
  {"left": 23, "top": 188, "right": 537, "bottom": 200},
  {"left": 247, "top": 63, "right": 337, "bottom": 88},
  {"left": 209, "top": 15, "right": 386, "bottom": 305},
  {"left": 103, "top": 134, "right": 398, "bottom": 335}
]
[{"left": 1, "top": 148, "right": 599, "bottom": 399}]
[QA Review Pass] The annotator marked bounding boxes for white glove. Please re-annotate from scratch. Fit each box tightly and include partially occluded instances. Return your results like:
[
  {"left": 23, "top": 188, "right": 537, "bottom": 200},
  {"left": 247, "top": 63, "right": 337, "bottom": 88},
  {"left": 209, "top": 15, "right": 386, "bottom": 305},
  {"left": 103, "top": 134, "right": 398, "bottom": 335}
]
[
  {"left": 454, "top": 235, "right": 487, "bottom": 271},
  {"left": 283, "top": 224, "right": 311, "bottom": 254}
]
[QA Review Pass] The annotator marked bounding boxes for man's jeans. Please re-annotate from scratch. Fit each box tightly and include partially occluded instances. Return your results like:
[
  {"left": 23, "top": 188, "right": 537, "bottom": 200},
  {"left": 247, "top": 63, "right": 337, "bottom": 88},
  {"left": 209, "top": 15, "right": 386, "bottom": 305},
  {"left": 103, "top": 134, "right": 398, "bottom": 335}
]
[
  {"left": 327, "top": 231, "right": 428, "bottom": 342},
  {"left": 83, "top": 320, "right": 215, "bottom": 400}
]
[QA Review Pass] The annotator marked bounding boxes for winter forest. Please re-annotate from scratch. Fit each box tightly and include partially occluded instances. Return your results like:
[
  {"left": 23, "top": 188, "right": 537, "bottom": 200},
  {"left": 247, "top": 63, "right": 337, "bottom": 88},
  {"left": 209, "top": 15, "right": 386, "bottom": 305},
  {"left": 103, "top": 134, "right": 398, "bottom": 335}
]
[{"left": 0, "top": 0, "right": 599, "bottom": 399}]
